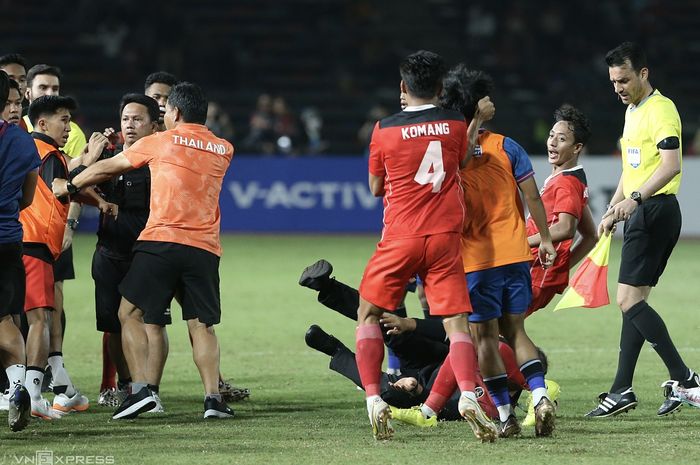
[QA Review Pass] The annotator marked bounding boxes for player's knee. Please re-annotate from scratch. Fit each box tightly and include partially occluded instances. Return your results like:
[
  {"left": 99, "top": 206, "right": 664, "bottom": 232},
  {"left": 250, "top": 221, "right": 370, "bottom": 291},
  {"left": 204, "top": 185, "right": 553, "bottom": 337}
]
[
  {"left": 27, "top": 308, "right": 51, "bottom": 326},
  {"left": 616, "top": 293, "right": 641, "bottom": 312}
]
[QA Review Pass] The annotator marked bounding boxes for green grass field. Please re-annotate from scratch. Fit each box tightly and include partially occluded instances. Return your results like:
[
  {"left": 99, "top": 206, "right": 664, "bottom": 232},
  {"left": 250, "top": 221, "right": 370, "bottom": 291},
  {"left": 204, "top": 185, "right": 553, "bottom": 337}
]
[{"left": 2, "top": 234, "right": 700, "bottom": 465}]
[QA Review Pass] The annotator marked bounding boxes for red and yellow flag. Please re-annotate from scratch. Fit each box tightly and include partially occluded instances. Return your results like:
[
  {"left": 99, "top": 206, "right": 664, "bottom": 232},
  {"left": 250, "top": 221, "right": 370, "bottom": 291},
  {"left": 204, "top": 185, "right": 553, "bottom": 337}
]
[{"left": 554, "top": 234, "right": 612, "bottom": 311}]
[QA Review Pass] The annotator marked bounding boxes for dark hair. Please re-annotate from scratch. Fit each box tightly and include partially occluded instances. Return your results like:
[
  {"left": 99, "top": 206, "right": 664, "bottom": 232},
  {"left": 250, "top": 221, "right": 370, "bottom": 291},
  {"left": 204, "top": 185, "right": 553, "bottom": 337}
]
[
  {"left": 399, "top": 50, "right": 446, "bottom": 100},
  {"left": 26, "top": 64, "right": 62, "bottom": 88},
  {"left": 7, "top": 77, "right": 20, "bottom": 93},
  {"left": 439, "top": 64, "right": 494, "bottom": 119},
  {"left": 553, "top": 104, "right": 591, "bottom": 146},
  {"left": 144, "top": 71, "right": 178, "bottom": 90},
  {"left": 119, "top": 93, "right": 160, "bottom": 123},
  {"left": 28, "top": 95, "right": 76, "bottom": 125},
  {"left": 605, "top": 42, "right": 647, "bottom": 73},
  {"left": 0, "top": 71, "right": 9, "bottom": 110},
  {"left": 0, "top": 53, "right": 27, "bottom": 70},
  {"left": 167, "top": 82, "right": 208, "bottom": 124}
]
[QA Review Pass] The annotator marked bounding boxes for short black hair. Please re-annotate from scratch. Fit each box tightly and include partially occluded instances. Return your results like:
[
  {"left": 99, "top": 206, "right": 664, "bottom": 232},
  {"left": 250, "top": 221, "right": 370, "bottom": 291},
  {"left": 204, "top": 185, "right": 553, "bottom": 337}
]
[
  {"left": 144, "top": 71, "right": 178, "bottom": 91},
  {"left": 7, "top": 77, "right": 20, "bottom": 93},
  {"left": 26, "top": 64, "right": 62, "bottom": 88},
  {"left": 605, "top": 42, "right": 647, "bottom": 73},
  {"left": 399, "top": 50, "right": 446, "bottom": 100},
  {"left": 167, "top": 82, "right": 208, "bottom": 124},
  {"left": 28, "top": 95, "right": 76, "bottom": 126},
  {"left": 0, "top": 53, "right": 27, "bottom": 70},
  {"left": 0, "top": 71, "right": 9, "bottom": 110},
  {"left": 119, "top": 93, "right": 160, "bottom": 123},
  {"left": 554, "top": 104, "right": 591, "bottom": 146},
  {"left": 439, "top": 64, "right": 494, "bottom": 119}
]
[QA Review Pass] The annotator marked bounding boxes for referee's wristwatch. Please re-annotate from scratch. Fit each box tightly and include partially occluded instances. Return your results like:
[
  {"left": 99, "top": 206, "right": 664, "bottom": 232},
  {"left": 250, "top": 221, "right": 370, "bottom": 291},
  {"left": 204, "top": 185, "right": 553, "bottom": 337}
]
[{"left": 630, "top": 191, "right": 643, "bottom": 205}]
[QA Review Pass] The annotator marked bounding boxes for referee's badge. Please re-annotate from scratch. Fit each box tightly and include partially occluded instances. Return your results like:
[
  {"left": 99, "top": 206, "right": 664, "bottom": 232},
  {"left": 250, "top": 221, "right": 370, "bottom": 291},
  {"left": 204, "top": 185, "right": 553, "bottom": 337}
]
[{"left": 627, "top": 147, "right": 641, "bottom": 168}]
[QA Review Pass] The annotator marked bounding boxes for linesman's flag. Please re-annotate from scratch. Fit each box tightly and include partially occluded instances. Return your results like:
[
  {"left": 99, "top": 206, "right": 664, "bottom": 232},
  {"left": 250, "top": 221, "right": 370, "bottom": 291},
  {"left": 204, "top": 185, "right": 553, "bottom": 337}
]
[{"left": 554, "top": 233, "right": 612, "bottom": 311}]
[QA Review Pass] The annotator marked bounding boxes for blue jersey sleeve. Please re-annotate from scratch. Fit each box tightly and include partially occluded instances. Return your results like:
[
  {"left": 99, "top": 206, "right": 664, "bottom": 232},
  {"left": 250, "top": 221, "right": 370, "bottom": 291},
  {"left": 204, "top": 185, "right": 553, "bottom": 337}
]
[{"left": 503, "top": 137, "right": 534, "bottom": 183}]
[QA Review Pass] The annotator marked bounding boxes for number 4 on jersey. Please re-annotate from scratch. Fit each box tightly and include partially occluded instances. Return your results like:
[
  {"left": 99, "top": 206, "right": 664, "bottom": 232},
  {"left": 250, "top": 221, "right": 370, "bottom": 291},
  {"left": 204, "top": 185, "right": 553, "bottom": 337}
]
[{"left": 414, "top": 140, "right": 445, "bottom": 193}]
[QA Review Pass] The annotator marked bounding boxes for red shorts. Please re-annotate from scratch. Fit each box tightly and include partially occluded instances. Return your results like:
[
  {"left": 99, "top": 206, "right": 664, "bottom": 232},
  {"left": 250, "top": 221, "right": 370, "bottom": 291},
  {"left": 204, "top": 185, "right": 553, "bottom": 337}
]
[
  {"left": 359, "top": 232, "right": 471, "bottom": 316},
  {"left": 525, "top": 286, "right": 560, "bottom": 317},
  {"left": 23, "top": 255, "right": 55, "bottom": 312}
]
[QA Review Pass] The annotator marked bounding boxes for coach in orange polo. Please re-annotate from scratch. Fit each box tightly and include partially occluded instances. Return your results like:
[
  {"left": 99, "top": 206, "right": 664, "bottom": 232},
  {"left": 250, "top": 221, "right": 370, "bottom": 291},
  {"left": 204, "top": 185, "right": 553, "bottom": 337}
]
[{"left": 53, "top": 82, "right": 235, "bottom": 420}]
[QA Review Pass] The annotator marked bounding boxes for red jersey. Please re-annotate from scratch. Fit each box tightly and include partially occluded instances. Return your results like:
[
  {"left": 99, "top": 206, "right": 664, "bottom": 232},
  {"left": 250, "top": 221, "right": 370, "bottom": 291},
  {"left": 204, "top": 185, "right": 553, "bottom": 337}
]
[
  {"left": 368, "top": 105, "right": 467, "bottom": 240},
  {"left": 527, "top": 166, "right": 588, "bottom": 291}
]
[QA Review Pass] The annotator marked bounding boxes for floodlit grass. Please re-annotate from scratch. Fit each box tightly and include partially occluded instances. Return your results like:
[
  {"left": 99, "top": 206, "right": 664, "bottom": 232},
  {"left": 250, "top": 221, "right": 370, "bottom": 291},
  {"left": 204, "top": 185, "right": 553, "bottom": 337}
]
[{"left": 2, "top": 235, "right": 700, "bottom": 464}]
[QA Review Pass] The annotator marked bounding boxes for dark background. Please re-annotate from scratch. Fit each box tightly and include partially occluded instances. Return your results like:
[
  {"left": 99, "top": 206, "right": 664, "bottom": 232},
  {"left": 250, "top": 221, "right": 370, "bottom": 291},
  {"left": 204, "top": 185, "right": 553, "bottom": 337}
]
[{"left": 3, "top": 0, "right": 698, "bottom": 155}]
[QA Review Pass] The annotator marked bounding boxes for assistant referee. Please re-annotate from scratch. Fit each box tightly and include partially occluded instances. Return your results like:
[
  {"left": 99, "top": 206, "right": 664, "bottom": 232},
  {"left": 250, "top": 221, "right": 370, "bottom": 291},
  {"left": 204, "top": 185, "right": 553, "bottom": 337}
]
[{"left": 587, "top": 42, "right": 699, "bottom": 419}]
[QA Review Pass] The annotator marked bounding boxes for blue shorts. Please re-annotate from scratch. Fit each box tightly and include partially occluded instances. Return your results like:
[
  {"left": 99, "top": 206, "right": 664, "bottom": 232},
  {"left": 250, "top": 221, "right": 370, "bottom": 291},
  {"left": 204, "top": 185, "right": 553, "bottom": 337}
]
[{"left": 467, "top": 262, "right": 532, "bottom": 323}]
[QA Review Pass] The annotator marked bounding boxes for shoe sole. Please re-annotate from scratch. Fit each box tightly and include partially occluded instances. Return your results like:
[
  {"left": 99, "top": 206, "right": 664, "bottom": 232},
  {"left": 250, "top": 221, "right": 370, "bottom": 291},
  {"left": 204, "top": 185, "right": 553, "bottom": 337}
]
[
  {"left": 53, "top": 402, "right": 90, "bottom": 413},
  {"left": 535, "top": 401, "right": 556, "bottom": 437},
  {"left": 31, "top": 409, "right": 57, "bottom": 420},
  {"left": 112, "top": 398, "right": 157, "bottom": 420},
  {"left": 588, "top": 402, "right": 638, "bottom": 418},
  {"left": 299, "top": 260, "right": 332, "bottom": 288},
  {"left": 370, "top": 405, "right": 393, "bottom": 440},
  {"left": 9, "top": 400, "right": 31, "bottom": 432},
  {"left": 204, "top": 409, "right": 234, "bottom": 419},
  {"left": 460, "top": 405, "right": 497, "bottom": 443}
]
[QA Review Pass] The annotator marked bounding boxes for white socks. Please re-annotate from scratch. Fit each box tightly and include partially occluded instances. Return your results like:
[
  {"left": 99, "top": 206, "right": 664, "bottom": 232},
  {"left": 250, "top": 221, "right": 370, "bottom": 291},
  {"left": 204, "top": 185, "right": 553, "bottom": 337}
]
[
  {"left": 532, "top": 386, "right": 549, "bottom": 407},
  {"left": 25, "top": 368, "right": 44, "bottom": 401},
  {"left": 5, "top": 364, "right": 25, "bottom": 389}
]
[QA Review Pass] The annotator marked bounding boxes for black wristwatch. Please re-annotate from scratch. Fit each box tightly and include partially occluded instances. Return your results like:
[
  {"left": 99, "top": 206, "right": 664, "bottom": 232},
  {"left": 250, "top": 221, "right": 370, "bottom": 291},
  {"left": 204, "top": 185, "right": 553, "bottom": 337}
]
[
  {"left": 67, "top": 219, "right": 79, "bottom": 231},
  {"left": 630, "top": 191, "right": 643, "bottom": 205},
  {"left": 66, "top": 181, "right": 81, "bottom": 195}
]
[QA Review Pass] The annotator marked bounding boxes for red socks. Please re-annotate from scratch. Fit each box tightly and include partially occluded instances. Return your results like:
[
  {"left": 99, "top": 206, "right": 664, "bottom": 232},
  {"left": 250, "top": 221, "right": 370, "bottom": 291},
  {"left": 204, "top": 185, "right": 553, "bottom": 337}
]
[
  {"left": 424, "top": 353, "right": 457, "bottom": 413},
  {"left": 448, "top": 332, "right": 477, "bottom": 392},
  {"left": 355, "top": 324, "right": 384, "bottom": 397}
]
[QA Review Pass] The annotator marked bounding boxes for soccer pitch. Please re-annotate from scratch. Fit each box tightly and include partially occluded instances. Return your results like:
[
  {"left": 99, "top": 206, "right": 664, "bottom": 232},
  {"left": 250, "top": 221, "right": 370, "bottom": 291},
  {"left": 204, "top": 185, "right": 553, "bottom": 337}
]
[{"left": 2, "top": 234, "right": 700, "bottom": 465}]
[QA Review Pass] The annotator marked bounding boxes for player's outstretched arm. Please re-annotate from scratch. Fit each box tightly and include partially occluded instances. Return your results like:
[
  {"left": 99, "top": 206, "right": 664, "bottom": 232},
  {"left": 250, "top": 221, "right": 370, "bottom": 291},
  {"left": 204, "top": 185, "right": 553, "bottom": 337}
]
[{"left": 52, "top": 153, "right": 134, "bottom": 198}]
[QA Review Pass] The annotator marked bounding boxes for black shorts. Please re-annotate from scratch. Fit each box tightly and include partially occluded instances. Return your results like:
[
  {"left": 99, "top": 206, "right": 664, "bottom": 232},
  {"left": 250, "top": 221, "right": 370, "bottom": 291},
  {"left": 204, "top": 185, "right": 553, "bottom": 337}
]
[
  {"left": 619, "top": 194, "right": 681, "bottom": 287},
  {"left": 92, "top": 249, "right": 133, "bottom": 333},
  {"left": 0, "top": 242, "right": 25, "bottom": 318},
  {"left": 53, "top": 245, "right": 75, "bottom": 281},
  {"left": 118, "top": 241, "right": 221, "bottom": 327}
]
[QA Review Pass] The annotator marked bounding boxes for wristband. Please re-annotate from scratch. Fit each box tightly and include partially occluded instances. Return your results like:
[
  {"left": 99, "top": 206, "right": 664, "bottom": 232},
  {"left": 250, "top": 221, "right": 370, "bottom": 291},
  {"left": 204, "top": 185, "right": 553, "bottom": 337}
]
[{"left": 68, "top": 164, "right": 88, "bottom": 181}]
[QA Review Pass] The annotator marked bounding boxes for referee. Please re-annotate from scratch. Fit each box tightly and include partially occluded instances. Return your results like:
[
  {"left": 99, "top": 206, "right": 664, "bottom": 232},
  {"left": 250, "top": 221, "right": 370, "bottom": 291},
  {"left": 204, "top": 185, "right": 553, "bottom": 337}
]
[{"left": 587, "top": 42, "right": 699, "bottom": 418}]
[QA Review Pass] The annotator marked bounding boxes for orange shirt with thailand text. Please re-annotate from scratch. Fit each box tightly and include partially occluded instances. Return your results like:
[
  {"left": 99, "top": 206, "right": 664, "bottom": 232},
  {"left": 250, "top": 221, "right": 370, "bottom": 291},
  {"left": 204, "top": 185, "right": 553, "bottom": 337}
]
[{"left": 122, "top": 123, "right": 233, "bottom": 256}]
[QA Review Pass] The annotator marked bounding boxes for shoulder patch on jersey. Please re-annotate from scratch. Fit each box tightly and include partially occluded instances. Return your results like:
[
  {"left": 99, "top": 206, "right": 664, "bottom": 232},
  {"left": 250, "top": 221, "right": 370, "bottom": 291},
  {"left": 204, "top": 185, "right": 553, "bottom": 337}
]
[{"left": 562, "top": 167, "right": 588, "bottom": 186}]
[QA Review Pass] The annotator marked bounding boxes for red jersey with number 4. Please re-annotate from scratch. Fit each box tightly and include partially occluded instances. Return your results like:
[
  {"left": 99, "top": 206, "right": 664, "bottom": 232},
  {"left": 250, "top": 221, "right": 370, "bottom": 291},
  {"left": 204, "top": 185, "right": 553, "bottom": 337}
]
[
  {"left": 526, "top": 166, "right": 588, "bottom": 291},
  {"left": 368, "top": 105, "right": 467, "bottom": 240}
]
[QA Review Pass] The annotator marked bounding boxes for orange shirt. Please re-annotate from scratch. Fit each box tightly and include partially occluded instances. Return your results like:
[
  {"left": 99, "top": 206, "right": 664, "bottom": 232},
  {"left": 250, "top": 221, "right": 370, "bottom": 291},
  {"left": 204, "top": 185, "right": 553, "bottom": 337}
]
[
  {"left": 122, "top": 123, "right": 234, "bottom": 256},
  {"left": 460, "top": 131, "right": 534, "bottom": 272}
]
